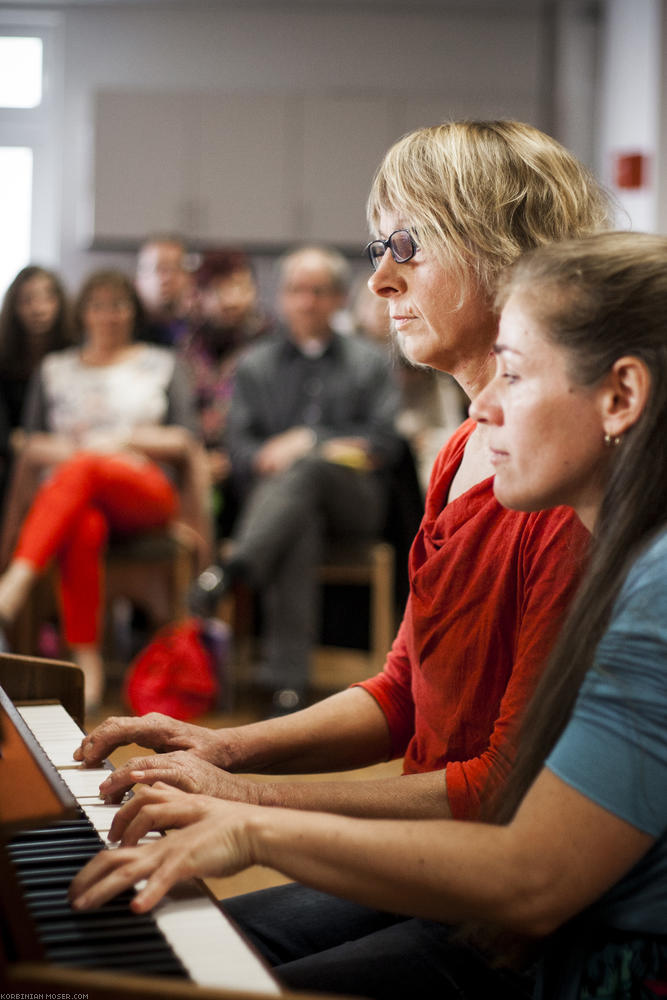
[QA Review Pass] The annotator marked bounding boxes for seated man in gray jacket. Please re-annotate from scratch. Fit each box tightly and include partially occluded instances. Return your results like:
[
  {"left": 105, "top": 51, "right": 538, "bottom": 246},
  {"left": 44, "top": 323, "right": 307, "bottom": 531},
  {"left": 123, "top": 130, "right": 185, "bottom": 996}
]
[{"left": 191, "top": 245, "right": 401, "bottom": 713}]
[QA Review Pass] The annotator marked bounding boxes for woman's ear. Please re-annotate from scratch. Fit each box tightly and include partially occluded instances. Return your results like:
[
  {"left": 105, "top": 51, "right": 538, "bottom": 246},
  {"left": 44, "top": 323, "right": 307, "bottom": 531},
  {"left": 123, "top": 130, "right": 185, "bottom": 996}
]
[{"left": 600, "top": 355, "right": 651, "bottom": 439}]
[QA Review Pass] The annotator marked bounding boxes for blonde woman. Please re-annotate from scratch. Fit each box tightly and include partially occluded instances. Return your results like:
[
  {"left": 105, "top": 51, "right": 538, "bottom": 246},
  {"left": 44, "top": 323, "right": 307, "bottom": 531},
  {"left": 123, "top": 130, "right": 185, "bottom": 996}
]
[{"left": 75, "top": 123, "right": 610, "bottom": 995}]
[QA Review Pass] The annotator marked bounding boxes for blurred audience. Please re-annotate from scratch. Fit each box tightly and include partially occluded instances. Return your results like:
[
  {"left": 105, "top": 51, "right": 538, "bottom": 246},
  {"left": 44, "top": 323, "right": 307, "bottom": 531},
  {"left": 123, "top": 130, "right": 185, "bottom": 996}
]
[
  {"left": 0, "top": 269, "right": 203, "bottom": 710},
  {"left": 190, "top": 245, "right": 402, "bottom": 714},
  {"left": 0, "top": 266, "right": 73, "bottom": 505},
  {"left": 179, "top": 249, "right": 274, "bottom": 537},
  {"left": 351, "top": 278, "right": 468, "bottom": 491},
  {"left": 135, "top": 234, "right": 194, "bottom": 346}
]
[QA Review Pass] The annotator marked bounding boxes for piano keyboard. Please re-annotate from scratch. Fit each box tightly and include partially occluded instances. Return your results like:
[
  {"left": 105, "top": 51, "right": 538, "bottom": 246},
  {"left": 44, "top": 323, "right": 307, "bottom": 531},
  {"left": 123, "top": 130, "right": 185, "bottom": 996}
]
[{"left": 10, "top": 703, "right": 280, "bottom": 995}]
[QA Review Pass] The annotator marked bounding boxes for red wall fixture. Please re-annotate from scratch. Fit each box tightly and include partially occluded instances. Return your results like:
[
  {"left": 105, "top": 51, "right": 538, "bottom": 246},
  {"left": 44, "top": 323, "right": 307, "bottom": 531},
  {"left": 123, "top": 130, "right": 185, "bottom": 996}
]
[{"left": 613, "top": 152, "right": 650, "bottom": 189}]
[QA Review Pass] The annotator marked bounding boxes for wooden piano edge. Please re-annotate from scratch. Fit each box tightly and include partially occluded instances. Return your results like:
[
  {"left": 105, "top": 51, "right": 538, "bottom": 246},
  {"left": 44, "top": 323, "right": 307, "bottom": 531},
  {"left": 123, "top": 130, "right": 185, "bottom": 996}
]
[
  {"left": 0, "top": 651, "right": 85, "bottom": 728},
  {"left": 0, "top": 656, "right": 365, "bottom": 1000},
  {"left": 2, "top": 962, "right": 363, "bottom": 1000}
]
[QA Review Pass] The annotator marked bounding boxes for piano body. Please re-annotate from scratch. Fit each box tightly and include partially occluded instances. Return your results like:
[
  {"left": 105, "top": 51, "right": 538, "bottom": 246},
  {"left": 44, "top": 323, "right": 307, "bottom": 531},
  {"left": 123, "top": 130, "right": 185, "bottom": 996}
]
[{"left": 0, "top": 653, "right": 350, "bottom": 1000}]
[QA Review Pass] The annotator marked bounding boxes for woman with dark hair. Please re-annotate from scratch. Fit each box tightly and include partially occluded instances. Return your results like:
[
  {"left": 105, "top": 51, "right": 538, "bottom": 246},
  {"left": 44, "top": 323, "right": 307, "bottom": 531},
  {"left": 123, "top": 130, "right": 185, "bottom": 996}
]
[
  {"left": 72, "top": 231, "right": 667, "bottom": 998},
  {"left": 0, "top": 269, "right": 203, "bottom": 709},
  {"left": 0, "top": 265, "right": 72, "bottom": 424},
  {"left": 0, "top": 266, "right": 72, "bottom": 502}
]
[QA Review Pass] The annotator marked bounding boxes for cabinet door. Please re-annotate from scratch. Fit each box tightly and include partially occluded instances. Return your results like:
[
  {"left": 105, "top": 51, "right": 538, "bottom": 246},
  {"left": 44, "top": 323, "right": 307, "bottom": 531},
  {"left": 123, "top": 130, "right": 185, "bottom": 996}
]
[
  {"left": 92, "top": 91, "right": 197, "bottom": 244},
  {"left": 300, "top": 96, "right": 396, "bottom": 247},
  {"left": 196, "top": 93, "right": 294, "bottom": 246}
]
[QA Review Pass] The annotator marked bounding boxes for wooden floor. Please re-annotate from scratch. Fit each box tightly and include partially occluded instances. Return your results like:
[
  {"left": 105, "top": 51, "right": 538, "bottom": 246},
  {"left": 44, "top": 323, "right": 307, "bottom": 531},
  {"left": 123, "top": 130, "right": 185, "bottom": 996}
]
[{"left": 87, "top": 678, "right": 402, "bottom": 903}]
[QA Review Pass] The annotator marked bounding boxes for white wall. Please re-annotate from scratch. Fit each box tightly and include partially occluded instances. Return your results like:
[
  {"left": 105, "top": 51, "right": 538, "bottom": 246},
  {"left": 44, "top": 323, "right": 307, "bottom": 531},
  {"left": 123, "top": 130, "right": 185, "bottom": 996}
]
[
  {"left": 56, "top": 2, "right": 552, "bottom": 286},
  {"left": 596, "top": 0, "right": 663, "bottom": 231}
]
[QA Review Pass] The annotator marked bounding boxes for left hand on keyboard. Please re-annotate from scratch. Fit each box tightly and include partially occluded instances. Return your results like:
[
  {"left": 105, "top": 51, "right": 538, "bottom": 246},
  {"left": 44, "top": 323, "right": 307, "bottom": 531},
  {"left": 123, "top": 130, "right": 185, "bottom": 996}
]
[{"left": 69, "top": 783, "right": 259, "bottom": 913}]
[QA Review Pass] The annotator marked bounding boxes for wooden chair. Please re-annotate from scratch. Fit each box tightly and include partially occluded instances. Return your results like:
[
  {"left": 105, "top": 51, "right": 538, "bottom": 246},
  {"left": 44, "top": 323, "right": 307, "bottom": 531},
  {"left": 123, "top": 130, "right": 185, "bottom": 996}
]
[{"left": 312, "top": 538, "right": 395, "bottom": 688}]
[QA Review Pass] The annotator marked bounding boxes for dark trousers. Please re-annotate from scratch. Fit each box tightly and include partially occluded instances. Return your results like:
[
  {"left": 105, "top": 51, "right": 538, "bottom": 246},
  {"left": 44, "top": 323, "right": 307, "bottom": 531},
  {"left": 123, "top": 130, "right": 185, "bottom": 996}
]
[
  {"left": 222, "top": 882, "right": 535, "bottom": 1000},
  {"left": 233, "top": 455, "right": 386, "bottom": 693}
]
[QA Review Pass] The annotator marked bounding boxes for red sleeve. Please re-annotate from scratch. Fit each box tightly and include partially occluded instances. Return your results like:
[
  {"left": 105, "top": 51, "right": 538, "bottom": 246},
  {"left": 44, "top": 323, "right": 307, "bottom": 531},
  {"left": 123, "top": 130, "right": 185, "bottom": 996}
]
[
  {"left": 353, "top": 427, "right": 472, "bottom": 756},
  {"left": 355, "top": 610, "right": 416, "bottom": 759},
  {"left": 444, "top": 508, "right": 589, "bottom": 818}
]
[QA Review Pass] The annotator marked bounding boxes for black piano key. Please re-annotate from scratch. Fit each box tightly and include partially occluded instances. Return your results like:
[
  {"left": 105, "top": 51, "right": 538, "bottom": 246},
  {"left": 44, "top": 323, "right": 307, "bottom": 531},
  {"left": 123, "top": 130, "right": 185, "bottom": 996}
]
[
  {"left": 7, "top": 811, "right": 189, "bottom": 980},
  {"left": 51, "top": 950, "right": 188, "bottom": 977},
  {"left": 8, "top": 834, "right": 102, "bottom": 855},
  {"left": 36, "top": 912, "right": 158, "bottom": 932},
  {"left": 46, "top": 937, "right": 187, "bottom": 970},
  {"left": 27, "top": 896, "right": 137, "bottom": 918},
  {"left": 15, "top": 864, "right": 95, "bottom": 886},
  {"left": 9, "top": 845, "right": 102, "bottom": 867},
  {"left": 41, "top": 918, "right": 171, "bottom": 946},
  {"left": 11, "top": 818, "right": 96, "bottom": 841}
]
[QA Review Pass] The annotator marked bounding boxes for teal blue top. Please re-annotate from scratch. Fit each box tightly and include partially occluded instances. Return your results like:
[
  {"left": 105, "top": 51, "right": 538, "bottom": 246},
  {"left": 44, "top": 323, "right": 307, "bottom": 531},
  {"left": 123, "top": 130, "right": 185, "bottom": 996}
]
[
  {"left": 546, "top": 526, "right": 667, "bottom": 932},
  {"left": 536, "top": 527, "right": 667, "bottom": 999}
]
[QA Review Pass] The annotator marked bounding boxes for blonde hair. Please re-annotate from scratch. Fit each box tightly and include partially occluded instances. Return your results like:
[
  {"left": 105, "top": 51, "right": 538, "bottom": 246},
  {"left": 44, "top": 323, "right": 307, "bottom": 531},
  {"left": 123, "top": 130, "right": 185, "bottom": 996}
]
[{"left": 367, "top": 120, "right": 611, "bottom": 295}]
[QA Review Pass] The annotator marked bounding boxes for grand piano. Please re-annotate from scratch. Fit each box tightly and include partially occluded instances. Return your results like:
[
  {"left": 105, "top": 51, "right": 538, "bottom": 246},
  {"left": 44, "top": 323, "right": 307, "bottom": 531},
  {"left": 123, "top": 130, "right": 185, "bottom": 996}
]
[{"left": 0, "top": 652, "right": 351, "bottom": 1000}]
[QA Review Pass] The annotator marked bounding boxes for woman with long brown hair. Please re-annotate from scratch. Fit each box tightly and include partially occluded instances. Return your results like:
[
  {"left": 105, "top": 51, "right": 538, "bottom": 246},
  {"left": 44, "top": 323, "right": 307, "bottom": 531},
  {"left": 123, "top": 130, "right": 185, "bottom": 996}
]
[
  {"left": 0, "top": 265, "right": 72, "bottom": 504},
  {"left": 74, "top": 120, "right": 611, "bottom": 997},
  {"left": 72, "top": 231, "right": 667, "bottom": 998}
]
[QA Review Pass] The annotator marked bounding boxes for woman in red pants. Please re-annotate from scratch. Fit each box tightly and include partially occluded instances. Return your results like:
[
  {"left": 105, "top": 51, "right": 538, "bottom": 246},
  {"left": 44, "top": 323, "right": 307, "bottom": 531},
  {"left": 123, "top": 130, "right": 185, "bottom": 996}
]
[{"left": 0, "top": 269, "right": 202, "bottom": 709}]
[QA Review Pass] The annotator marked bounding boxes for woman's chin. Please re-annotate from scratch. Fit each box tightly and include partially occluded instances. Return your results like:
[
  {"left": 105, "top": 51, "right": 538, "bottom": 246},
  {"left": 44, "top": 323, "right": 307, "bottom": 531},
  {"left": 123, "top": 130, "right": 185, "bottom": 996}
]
[
  {"left": 493, "top": 481, "right": 542, "bottom": 514},
  {"left": 396, "top": 332, "right": 429, "bottom": 368}
]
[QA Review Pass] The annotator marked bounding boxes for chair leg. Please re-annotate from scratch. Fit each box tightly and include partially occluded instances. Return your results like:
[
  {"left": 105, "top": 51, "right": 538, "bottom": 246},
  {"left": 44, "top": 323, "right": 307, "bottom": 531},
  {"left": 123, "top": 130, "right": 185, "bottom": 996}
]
[{"left": 369, "top": 542, "right": 395, "bottom": 671}]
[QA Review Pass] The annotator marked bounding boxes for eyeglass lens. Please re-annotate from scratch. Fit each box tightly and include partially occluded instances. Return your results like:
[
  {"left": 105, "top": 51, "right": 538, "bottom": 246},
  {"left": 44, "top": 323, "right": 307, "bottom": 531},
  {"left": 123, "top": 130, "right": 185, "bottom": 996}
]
[
  {"left": 389, "top": 231, "right": 414, "bottom": 261},
  {"left": 368, "top": 231, "right": 415, "bottom": 270}
]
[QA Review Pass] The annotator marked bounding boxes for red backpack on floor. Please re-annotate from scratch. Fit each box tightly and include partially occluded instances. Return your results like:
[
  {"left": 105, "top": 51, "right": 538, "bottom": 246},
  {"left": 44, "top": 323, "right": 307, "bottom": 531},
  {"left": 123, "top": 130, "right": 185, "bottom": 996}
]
[{"left": 124, "top": 616, "right": 226, "bottom": 720}]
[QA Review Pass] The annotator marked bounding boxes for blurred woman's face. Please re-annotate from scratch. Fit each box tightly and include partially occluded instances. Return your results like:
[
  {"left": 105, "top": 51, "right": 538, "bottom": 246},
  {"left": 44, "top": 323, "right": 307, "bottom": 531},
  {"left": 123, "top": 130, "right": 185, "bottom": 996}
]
[
  {"left": 82, "top": 284, "right": 135, "bottom": 350},
  {"left": 367, "top": 209, "right": 496, "bottom": 378},
  {"left": 202, "top": 270, "right": 257, "bottom": 330},
  {"left": 16, "top": 274, "right": 60, "bottom": 339}
]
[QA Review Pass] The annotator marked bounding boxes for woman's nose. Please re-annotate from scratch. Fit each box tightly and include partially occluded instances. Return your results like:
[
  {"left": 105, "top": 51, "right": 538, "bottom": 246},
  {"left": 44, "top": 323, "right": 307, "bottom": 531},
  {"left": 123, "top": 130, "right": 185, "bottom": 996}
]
[
  {"left": 367, "top": 253, "right": 404, "bottom": 299},
  {"left": 469, "top": 383, "right": 498, "bottom": 425}
]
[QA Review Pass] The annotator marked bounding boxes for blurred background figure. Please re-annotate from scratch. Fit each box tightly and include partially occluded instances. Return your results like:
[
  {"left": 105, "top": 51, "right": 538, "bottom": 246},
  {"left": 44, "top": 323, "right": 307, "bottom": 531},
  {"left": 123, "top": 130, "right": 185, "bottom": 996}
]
[
  {"left": 179, "top": 249, "right": 274, "bottom": 539},
  {"left": 191, "top": 245, "right": 402, "bottom": 714},
  {"left": 0, "top": 269, "right": 204, "bottom": 710},
  {"left": 351, "top": 278, "right": 468, "bottom": 491},
  {"left": 135, "top": 234, "right": 194, "bottom": 346},
  {"left": 0, "top": 266, "right": 73, "bottom": 508}
]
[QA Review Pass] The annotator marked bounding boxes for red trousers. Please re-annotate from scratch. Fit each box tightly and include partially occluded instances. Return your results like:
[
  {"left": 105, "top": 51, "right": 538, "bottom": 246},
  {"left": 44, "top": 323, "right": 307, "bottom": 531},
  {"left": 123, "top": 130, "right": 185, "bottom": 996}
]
[{"left": 14, "top": 453, "right": 178, "bottom": 645}]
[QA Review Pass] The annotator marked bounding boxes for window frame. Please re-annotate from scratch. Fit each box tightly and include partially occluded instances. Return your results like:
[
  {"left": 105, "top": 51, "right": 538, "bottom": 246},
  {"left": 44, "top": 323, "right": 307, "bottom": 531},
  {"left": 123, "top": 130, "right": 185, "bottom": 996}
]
[{"left": 0, "top": 11, "right": 63, "bottom": 284}]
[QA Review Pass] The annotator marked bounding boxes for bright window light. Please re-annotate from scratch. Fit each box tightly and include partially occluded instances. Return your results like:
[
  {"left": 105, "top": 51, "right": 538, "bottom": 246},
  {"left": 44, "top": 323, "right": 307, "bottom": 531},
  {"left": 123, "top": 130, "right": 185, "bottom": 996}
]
[
  {"left": 0, "top": 148, "right": 33, "bottom": 297},
  {"left": 0, "top": 37, "right": 43, "bottom": 108}
]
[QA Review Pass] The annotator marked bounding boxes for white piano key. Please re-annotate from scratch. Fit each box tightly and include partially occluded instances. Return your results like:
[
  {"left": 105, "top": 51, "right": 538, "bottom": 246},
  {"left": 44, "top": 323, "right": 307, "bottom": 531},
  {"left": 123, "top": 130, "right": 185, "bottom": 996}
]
[
  {"left": 33, "top": 739, "right": 82, "bottom": 768},
  {"left": 60, "top": 766, "right": 111, "bottom": 799},
  {"left": 18, "top": 702, "right": 84, "bottom": 738},
  {"left": 153, "top": 885, "right": 280, "bottom": 993},
  {"left": 18, "top": 697, "right": 281, "bottom": 994},
  {"left": 78, "top": 801, "right": 121, "bottom": 833}
]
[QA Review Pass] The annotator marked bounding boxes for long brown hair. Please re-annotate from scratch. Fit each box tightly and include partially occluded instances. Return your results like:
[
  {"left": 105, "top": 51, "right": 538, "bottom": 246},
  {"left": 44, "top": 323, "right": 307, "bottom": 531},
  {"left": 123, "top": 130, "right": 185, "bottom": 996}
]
[
  {"left": 0, "top": 265, "right": 72, "bottom": 376},
  {"left": 490, "top": 231, "right": 667, "bottom": 828}
]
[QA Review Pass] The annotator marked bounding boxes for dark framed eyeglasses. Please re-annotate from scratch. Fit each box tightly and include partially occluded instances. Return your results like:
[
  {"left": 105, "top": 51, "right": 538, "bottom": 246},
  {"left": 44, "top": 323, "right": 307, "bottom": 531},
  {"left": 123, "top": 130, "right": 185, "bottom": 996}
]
[{"left": 365, "top": 230, "right": 419, "bottom": 271}]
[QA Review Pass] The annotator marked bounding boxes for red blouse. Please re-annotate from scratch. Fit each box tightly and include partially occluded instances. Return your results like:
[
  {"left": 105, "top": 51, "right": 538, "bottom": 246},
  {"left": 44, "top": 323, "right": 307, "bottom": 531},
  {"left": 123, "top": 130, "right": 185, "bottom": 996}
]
[{"left": 359, "top": 419, "right": 590, "bottom": 819}]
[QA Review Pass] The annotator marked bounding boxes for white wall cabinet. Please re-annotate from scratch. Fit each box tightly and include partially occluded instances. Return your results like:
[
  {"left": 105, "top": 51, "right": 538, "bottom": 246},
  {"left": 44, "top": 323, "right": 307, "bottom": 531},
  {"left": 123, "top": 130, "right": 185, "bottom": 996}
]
[
  {"left": 92, "top": 90, "right": 413, "bottom": 249},
  {"left": 91, "top": 87, "right": 542, "bottom": 251}
]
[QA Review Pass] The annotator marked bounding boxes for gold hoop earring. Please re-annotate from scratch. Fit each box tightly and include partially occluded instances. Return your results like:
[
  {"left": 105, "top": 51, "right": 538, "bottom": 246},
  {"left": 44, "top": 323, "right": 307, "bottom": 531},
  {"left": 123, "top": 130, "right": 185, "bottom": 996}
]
[{"left": 604, "top": 432, "right": 622, "bottom": 447}]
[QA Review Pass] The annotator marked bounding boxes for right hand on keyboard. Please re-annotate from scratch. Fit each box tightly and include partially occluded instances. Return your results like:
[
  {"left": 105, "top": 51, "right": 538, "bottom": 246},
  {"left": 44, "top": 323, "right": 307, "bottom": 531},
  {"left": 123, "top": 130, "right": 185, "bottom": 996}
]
[{"left": 73, "top": 712, "right": 236, "bottom": 769}]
